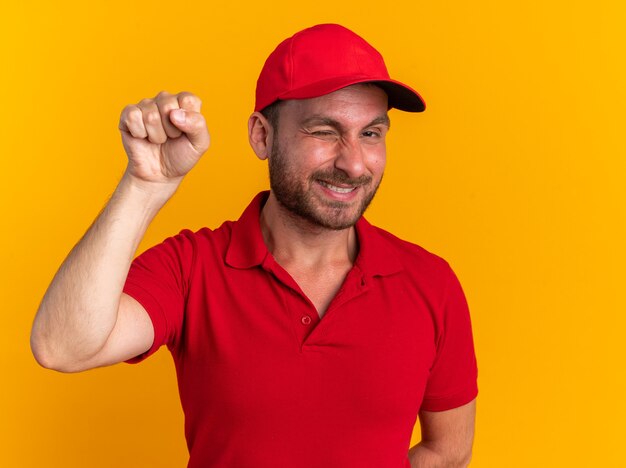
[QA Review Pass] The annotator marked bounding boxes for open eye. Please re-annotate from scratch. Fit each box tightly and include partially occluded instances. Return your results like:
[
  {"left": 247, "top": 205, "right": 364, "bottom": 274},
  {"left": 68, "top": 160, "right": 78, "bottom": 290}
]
[{"left": 362, "top": 130, "right": 381, "bottom": 138}]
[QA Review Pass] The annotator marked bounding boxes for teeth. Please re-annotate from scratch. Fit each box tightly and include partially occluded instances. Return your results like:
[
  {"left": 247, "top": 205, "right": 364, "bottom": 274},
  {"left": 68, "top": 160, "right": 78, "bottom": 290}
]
[{"left": 319, "top": 181, "right": 355, "bottom": 193}]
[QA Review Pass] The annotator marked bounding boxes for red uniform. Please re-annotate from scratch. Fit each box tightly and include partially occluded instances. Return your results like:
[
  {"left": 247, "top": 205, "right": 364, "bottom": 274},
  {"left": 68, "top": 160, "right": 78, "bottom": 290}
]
[{"left": 123, "top": 191, "right": 478, "bottom": 467}]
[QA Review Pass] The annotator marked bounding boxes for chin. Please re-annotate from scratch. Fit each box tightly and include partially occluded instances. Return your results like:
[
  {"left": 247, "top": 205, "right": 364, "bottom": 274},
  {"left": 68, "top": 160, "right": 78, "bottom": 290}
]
[{"left": 303, "top": 199, "right": 368, "bottom": 231}]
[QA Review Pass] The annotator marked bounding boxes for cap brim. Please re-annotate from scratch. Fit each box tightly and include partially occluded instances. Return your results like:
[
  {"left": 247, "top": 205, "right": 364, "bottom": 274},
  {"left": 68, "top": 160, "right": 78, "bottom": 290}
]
[
  {"left": 373, "top": 80, "right": 426, "bottom": 112},
  {"left": 273, "top": 75, "right": 425, "bottom": 113}
]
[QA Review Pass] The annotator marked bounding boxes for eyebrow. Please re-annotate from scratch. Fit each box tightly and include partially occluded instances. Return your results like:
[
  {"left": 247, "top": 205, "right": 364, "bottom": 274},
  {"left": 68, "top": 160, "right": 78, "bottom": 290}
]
[{"left": 300, "top": 114, "right": 391, "bottom": 132}]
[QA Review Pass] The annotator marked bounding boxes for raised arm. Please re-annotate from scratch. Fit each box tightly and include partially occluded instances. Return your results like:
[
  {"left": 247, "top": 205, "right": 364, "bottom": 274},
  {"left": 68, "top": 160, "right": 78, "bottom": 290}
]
[
  {"left": 409, "top": 399, "right": 476, "bottom": 467},
  {"left": 30, "top": 91, "right": 210, "bottom": 373}
]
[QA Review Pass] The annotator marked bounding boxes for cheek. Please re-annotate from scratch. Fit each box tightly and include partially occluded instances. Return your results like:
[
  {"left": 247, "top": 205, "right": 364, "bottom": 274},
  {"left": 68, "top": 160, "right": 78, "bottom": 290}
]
[
  {"left": 298, "top": 139, "right": 339, "bottom": 167},
  {"left": 366, "top": 147, "right": 387, "bottom": 175}
]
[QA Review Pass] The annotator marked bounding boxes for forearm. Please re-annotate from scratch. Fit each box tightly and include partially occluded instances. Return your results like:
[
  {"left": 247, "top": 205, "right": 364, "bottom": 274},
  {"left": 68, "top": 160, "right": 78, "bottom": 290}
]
[
  {"left": 31, "top": 172, "right": 176, "bottom": 370},
  {"left": 409, "top": 441, "right": 471, "bottom": 468}
]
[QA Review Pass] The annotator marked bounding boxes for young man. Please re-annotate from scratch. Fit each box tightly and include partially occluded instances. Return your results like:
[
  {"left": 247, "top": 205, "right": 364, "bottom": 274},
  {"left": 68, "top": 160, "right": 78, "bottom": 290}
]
[{"left": 31, "top": 24, "right": 478, "bottom": 467}]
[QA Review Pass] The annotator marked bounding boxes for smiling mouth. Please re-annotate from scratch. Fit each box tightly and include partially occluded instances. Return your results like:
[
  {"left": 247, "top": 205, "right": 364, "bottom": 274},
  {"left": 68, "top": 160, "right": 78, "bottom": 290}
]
[{"left": 317, "top": 180, "right": 358, "bottom": 194}]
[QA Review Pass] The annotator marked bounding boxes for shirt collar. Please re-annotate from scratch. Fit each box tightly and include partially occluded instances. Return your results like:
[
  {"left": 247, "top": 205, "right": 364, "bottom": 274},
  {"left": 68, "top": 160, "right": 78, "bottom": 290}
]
[
  {"left": 225, "top": 191, "right": 403, "bottom": 277},
  {"left": 353, "top": 216, "right": 404, "bottom": 277},
  {"left": 225, "top": 191, "right": 270, "bottom": 269}
]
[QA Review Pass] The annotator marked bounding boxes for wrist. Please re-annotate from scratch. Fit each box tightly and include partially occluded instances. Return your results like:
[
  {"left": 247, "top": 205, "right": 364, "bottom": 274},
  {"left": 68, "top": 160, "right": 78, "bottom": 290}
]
[{"left": 118, "top": 170, "right": 181, "bottom": 206}]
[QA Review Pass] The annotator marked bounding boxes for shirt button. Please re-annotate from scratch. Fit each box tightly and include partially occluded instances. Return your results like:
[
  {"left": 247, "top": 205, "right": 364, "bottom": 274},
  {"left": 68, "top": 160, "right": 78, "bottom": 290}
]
[{"left": 301, "top": 315, "right": 312, "bottom": 325}]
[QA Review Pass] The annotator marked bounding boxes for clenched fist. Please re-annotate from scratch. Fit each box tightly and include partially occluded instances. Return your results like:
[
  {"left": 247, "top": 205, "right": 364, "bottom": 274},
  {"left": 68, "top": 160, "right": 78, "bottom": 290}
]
[{"left": 119, "top": 91, "right": 210, "bottom": 186}]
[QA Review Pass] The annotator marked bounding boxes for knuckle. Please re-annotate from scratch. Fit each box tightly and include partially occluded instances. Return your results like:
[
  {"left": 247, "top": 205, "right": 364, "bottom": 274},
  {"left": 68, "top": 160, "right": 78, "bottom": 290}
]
[
  {"left": 145, "top": 111, "right": 161, "bottom": 124},
  {"left": 179, "top": 93, "right": 201, "bottom": 108},
  {"left": 160, "top": 101, "right": 178, "bottom": 114},
  {"left": 126, "top": 107, "right": 142, "bottom": 122},
  {"left": 121, "top": 104, "right": 136, "bottom": 119},
  {"left": 179, "top": 95, "right": 193, "bottom": 107},
  {"left": 157, "top": 94, "right": 180, "bottom": 115},
  {"left": 121, "top": 108, "right": 145, "bottom": 134}
]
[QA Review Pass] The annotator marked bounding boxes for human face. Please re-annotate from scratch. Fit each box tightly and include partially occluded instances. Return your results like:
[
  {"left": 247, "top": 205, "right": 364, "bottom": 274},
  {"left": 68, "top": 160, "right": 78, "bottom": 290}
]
[{"left": 268, "top": 84, "right": 389, "bottom": 230}]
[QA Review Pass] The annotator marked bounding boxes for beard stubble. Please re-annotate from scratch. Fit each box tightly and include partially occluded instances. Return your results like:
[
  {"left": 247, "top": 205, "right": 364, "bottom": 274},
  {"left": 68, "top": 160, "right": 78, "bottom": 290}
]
[{"left": 268, "top": 139, "right": 382, "bottom": 230}]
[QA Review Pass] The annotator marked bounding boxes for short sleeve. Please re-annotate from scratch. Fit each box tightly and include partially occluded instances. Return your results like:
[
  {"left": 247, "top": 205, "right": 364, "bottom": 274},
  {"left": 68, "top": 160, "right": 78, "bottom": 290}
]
[
  {"left": 420, "top": 266, "right": 478, "bottom": 411},
  {"left": 122, "top": 229, "right": 196, "bottom": 364}
]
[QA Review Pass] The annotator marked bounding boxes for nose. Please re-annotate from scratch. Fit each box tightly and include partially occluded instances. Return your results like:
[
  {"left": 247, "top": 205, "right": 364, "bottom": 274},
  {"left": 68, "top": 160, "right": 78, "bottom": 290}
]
[{"left": 334, "top": 136, "right": 367, "bottom": 179}]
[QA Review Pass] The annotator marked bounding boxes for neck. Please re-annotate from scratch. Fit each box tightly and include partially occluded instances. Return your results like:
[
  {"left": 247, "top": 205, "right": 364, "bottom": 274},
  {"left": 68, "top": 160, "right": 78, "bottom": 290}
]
[{"left": 260, "top": 192, "right": 358, "bottom": 268}]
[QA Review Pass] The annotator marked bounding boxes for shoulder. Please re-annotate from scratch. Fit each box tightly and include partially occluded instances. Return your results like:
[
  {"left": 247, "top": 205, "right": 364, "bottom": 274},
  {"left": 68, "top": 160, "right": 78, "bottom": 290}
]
[
  {"left": 136, "top": 220, "right": 236, "bottom": 269},
  {"left": 359, "top": 221, "right": 464, "bottom": 311},
  {"left": 365, "top": 222, "right": 453, "bottom": 280},
  {"left": 163, "top": 220, "right": 236, "bottom": 248}
]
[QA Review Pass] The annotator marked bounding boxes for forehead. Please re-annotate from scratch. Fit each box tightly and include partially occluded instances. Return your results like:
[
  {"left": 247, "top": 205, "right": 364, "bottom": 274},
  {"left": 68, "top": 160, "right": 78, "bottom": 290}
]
[{"left": 279, "top": 84, "right": 389, "bottom": 124}]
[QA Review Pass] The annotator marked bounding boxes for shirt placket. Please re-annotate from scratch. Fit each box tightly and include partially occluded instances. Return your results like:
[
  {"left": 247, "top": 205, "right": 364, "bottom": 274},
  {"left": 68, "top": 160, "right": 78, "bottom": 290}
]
[
  {"left": 261, "top": 254, "right": 371, "bottom": 348},
  {"left": 260, "top": 254, "right": 320, "bottom": 348}
]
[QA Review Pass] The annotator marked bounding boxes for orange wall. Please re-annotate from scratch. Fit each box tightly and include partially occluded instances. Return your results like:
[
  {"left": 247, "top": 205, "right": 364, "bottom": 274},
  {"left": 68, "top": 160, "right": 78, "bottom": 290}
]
[{"left": 2, "top": 1, "right": 625, "bottom": 466}]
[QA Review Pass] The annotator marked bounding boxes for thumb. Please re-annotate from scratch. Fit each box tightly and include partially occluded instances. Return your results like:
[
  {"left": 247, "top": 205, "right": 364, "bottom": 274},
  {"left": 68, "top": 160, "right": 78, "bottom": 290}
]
[{"left": 169, "top": 109, "right": 211, "bottom": 152}]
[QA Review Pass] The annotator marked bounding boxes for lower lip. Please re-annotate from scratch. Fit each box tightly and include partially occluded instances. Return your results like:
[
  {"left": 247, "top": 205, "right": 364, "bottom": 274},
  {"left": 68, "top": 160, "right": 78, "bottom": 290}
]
[{"left": 316, "top": 181, "right": 361, "bottom": 202}]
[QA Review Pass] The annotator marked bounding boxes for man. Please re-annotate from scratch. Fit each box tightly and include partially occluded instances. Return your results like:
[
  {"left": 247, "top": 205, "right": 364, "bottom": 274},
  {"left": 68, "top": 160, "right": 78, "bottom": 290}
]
[{"left": 31, "top": 24, "right": 477, "bottom": 467}]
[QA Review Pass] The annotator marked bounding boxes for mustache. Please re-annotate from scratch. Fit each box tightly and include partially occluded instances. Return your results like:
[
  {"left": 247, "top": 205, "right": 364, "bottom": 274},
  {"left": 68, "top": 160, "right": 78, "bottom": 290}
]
[{"left": 311, "top": 169, "right": 372, "bottom": 186}]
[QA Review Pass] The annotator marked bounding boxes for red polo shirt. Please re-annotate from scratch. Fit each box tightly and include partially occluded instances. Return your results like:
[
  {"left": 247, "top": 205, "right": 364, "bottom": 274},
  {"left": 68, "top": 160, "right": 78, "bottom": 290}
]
[{"left": 123, "top": 191, "right": 477, "bottom": 468}]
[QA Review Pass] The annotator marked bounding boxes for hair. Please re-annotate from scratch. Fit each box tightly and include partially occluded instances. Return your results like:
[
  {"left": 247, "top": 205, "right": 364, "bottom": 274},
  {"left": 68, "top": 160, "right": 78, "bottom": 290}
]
[{"left": 260, "top": 100, "right": 284, "bottom": 134}]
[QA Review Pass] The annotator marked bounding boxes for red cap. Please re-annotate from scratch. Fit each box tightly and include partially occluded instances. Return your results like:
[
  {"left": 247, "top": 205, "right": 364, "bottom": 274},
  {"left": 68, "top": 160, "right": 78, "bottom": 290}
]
[{"left": 254, "top": 24, "right": 426, "bottom": 113}]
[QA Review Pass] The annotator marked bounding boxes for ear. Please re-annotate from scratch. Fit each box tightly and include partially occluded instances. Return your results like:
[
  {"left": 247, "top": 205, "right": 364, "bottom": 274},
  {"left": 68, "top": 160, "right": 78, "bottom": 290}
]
[{"left": 248, "top": 112, "right": 273, "bottom": 161}]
